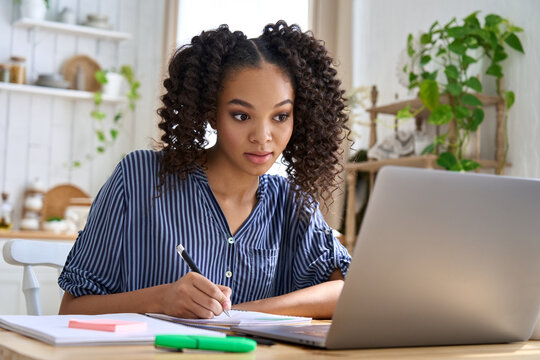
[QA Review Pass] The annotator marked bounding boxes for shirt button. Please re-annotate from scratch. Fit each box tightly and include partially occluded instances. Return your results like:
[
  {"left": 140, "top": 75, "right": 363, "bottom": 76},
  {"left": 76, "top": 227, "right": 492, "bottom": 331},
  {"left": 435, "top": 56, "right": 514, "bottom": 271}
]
[
  {"left": 225, "top": 270, "right": 233, "bottom": 278},
  {"left": 325, "top": 228, "right": 331, "bottom": 235},
  {"left": 227, "top": 237, "right": 234, "bottom": 244}
]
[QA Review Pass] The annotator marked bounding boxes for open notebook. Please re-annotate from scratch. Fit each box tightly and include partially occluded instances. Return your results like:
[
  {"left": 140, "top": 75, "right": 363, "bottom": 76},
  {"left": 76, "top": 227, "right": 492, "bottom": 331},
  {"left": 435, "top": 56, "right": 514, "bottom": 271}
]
[
  {"left": 147, "top": 310, "right": 311, "bottom": 327},
  {"left": 0, "top": 313, "right": 222, "bottom": 346}
]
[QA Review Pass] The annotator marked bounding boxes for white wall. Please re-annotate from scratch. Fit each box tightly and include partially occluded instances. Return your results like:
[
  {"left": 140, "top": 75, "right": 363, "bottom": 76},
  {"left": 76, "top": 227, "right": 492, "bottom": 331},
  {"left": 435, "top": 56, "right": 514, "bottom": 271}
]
[
  {"left": 0, "top": 0, "right": 166, "bottom": 228},
  {"left": 352, "top": 0, "right": 540, "bottom": 178}
]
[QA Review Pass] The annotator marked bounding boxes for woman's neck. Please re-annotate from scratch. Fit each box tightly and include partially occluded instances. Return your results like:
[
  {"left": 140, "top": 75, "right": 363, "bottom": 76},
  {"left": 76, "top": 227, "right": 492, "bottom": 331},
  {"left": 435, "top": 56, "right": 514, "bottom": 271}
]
[{"left": 202, "top": 148, "right": 260, "bottom": 204}]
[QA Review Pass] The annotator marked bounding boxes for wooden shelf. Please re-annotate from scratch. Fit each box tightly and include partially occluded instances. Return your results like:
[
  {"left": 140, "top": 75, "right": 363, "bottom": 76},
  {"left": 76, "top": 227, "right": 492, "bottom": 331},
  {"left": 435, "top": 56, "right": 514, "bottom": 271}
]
[
  {"left": 366, "top": 94, "right": 503, "bottom": 118},
  {"left": 343, "top": 87, "right": 509, "bottom": 251},
  {"left": 13, "top": 18, "right": 131, "bottom": 41},
  {"left": 345, "top": 155, "right": 509, "bottom": 173},
  {"left": 0, "top": 230, "right": 76, "bottom": 241},
  {"left": 0, "top": 82, "right": 127, "bottom": 103}
]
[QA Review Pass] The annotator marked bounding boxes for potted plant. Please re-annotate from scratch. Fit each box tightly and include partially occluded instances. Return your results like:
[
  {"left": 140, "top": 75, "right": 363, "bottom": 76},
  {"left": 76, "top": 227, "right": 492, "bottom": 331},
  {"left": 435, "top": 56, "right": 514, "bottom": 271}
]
[
  {"left": 71, "top": 65, "right": 140, "bottom": 168},
  {"left": 398, "top": 11, "right": 524, "bottom": 172}
]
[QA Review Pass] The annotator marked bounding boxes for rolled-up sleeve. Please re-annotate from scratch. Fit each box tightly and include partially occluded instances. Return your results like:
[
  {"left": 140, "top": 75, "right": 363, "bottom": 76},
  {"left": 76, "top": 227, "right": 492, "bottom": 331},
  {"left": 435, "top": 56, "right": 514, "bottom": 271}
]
[
  {"left": 291, "top": 208, "right": 351, "bottom": 291},
  {"left": 58, "top": 162, "right": 126, "bottom": 296}
]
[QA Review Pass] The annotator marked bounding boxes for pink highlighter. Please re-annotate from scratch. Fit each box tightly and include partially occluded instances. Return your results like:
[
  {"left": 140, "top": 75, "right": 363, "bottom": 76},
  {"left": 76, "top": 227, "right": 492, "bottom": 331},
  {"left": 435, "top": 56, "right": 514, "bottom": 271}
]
[{"left": 68, "top": 319, "right": 148, "bottom": 332}]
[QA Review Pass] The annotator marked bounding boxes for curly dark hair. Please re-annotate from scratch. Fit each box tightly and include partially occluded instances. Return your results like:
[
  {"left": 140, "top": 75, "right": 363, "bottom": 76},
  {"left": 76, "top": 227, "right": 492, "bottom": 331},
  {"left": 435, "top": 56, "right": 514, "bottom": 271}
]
[{"left": 157, "top": 20, "right": 348, "bottom": 213}]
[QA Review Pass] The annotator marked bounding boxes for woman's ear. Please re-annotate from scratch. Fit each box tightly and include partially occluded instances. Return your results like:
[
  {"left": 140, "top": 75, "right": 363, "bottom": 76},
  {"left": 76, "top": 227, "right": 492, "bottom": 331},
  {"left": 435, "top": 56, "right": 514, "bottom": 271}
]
[{"left": 208, "top": 118, "right": 217, "bottom": 129}]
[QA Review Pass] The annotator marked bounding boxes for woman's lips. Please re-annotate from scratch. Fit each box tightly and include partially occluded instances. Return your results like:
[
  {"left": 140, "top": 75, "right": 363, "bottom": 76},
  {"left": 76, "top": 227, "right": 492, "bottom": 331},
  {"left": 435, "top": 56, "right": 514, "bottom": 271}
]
[{"left": 244, "top": 152, "right": 273, "bottom": 164}]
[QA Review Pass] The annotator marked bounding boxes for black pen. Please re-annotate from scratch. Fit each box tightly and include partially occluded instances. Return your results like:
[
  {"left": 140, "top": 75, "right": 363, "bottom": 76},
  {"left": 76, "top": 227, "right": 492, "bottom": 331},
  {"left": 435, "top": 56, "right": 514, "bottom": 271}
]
[{"left": 176, "top": 244, "right": 231, "bottom": 317}]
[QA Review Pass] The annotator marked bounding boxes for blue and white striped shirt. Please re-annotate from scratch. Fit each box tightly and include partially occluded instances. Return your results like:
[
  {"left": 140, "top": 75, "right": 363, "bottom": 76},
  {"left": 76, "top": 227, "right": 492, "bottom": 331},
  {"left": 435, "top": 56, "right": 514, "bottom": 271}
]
[{"left": 58, "top": 150, "right": 351, "bottom": 305}]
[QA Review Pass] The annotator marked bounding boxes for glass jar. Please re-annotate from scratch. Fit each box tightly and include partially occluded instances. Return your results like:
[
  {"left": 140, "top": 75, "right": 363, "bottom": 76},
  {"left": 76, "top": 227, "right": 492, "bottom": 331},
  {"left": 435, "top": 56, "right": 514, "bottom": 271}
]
[
  {"left": 0, "top": 192, "right": 13, "bottom": 231},
  {"left": 10, "top": 56, "right": 26, "bottom": 84},
  {"left": 0, "top": 64, "right": 10, "bottom": 83}
]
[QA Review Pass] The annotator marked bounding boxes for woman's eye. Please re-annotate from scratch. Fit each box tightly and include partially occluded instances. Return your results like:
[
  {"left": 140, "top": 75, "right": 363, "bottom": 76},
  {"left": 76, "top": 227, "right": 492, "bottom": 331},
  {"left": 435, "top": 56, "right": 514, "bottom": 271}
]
[
  {"left": 274, "top": 113, "right": 290, "bottom": 122},
  {"left": 232, "top": 113, "right": 249, "bottom": 121}
]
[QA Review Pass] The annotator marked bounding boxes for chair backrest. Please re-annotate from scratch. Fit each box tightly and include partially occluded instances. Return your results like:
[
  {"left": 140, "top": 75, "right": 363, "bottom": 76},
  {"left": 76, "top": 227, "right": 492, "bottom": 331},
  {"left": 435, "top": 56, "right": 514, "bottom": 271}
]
[{"left": 2, "top": 239, "right": 73, "bottom": 315}]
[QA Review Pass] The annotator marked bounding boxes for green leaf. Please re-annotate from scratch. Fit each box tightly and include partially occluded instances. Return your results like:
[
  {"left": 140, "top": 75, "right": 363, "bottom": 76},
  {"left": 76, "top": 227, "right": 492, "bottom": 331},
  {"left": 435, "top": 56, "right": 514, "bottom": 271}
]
[
  {"left": 402, "top": 64, "right": 408, "bottom": 73},
  {"left": 436, "top": 48, "right": 446, "bottom": 57},
  {"left": 447, "top": 26, "right": 466, "bottom": 38},
  {"left": 421, "top": 143, "right": 435, "bottom": 155},
  {"left": 449, "top": 40, "right": 467, "bottom": 55},
  {"left": 464, "top": 11, "right": 481, "bottom": 28},
  {"left": 91, "top": 110, "right": 106, "bottom": 121},
  {"left": 460, "top": 159, "right": 481, "bottom": 171},
  {"left": 409, "top": 72, "right": 418, "bottom": 83},
  {"left": 420, "top": 33, "right": 431, "bottom": 44},
  {"left": 464, "top": 77, "right": 482, "bottom": 92},
  {"left": 96, "top": 130, "right": 106, "bottom": 142},
  {"left": 437, "top": 152, "right": 458, "bottom": 170},
  {"left": 95, "top": 70, "right": 108, "bottom": 85},
  {"left": 504, "top": 33, "right": 524, "bottom": 53},
  {"left": 420, "top": 55, "right": 431, "bottom": 65},
  {"left": 446, "top": 83, "right": 462, "bottom": 96},
  {"left": 396, "top": 104, "right": 413, "bottom": 120},
  {"left": 435, "top": 133, "right": 447, "bottom": 145},
  {"left": 407, "top": 33, "right": 414, "bottom": 57},
  {"left": 421, "top": 71, "right": 438, "bottom": 80},
  {"left": 485, "top": 14, "right": 503, "bottom": 27},
  {"left": 97, "top": 146, "right": 105, "bottom": 153},
  {"left": 505, "top": 91, "right": 515, "bottom": 109},
  {"left": 461, "top": 93, "right": 483, "bottom": 107},
  {"left": 510, "top": 25, "right": 524, "bottom": 33},
  {"left": 444, "top": 65, "right": 459, "bottom": 80},
  {"left": 114, "top": 113, "right": 122, "bottom": 123},
  {"left": 462, "top": 55, "right": 477, "bottom": 67},
  {"left": 493, "top": 46, "right": 508, "bottom": 62},
  {"left": 419, "top": 79, "right": 440, "bottom": 111},
  {"left": 428, "top": 104, "right": 453, "bottom": 125},
  {"left": 73, "top": 161, "right": 81, "bottom": 168},
  {"left": 486, "top": 63, "right": 503, "bottom": 78},
  {"left": 455, "top": 105, "right": 470, "bottom": 119},
  {"left": 110, "top": 129, "right": 119, "bottom": 140},
  {"left": 471, "top": 108, "right": 484, "bottom": 131},
  {"left": 93, "top": 91, "right": 102, "bottom": 105},
  {"left": 120, "top": 65, "right": 135, "bottom": 83}
]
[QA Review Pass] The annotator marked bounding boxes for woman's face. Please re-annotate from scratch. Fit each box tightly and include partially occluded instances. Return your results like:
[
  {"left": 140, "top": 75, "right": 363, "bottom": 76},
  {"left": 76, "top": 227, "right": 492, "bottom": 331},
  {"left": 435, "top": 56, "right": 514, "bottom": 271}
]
[{"left": 212, "top": 63, "right": 294, "bottom": 177}]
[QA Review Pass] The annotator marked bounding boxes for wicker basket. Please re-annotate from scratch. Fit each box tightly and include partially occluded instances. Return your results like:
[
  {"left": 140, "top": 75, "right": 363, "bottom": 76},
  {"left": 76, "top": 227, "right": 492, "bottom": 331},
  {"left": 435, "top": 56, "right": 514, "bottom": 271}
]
[{"left": 41, "top": 184, "right": 90, "bottom": 223}]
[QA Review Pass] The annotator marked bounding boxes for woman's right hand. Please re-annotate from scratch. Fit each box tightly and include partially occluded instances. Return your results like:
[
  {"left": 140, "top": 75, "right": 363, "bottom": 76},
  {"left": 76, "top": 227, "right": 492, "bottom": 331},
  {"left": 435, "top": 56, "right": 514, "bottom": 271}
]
[{"left": 161, "top": 272, "right": 232, "bottom": 318}]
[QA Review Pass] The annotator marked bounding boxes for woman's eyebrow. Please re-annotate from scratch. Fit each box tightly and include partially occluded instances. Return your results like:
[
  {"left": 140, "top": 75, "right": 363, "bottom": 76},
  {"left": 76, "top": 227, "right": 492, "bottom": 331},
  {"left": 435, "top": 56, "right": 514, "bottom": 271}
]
[
  {"left": 274, "top": 99, "right": 293, "bottom": 108},
  {"left": 227, "top": 98, "right": 293, "bottom": 108},
  {"left": 228, "top": 98, "right": 253, "bottom": 108}
]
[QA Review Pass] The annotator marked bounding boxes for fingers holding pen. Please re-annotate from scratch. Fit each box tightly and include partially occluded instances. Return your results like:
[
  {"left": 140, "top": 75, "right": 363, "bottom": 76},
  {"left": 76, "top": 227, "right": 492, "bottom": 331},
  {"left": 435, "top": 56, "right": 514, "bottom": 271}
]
[
  {"left": 217, "top": 284, "right": 232, "bottom": 312},
  {"left": 193, "top": 276, "right": 232, "bottom": 315},
  {"left": 163, "top": 272, "right": 232, "bottom": 319}
]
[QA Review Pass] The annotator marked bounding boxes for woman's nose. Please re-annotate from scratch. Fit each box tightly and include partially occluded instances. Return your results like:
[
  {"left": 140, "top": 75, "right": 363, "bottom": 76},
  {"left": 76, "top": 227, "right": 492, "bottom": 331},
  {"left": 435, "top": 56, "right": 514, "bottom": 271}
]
[{"left": 249, "top": 120, "right": 272, "bottom": 144}]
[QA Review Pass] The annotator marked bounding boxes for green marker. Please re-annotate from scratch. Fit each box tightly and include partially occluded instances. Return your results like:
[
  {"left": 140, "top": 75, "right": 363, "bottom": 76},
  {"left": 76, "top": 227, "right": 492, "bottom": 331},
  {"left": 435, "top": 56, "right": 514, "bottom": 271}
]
[{"left": 155, "top": 335, "right": 257, "bottom": 353}]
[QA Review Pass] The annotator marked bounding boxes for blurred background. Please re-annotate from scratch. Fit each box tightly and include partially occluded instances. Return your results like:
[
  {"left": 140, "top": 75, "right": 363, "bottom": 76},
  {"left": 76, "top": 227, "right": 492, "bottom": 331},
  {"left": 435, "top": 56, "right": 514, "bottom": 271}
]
[{"left": 0, "top": 0, "right": 538, "bottom": 314}]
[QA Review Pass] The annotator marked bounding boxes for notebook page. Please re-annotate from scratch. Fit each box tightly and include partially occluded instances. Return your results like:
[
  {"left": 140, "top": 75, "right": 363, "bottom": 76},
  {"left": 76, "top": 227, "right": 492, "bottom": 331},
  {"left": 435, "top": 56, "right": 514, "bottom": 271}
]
[
  {"left": 147, "top": 310, "right": 311, "bottom": 326},
  {"left": 0, "top": 313, "right": 223, "bottom": 346}
]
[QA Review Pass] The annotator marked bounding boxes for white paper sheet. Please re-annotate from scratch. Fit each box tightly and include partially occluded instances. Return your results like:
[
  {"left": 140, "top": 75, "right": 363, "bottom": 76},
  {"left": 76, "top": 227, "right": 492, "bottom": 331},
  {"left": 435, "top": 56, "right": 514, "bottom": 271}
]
[
  {"left": 0, "top": 313, "right": 223, "bottom": 346},
  {"left": 147, "top": 310, "right": 311, "bottom": 327}
]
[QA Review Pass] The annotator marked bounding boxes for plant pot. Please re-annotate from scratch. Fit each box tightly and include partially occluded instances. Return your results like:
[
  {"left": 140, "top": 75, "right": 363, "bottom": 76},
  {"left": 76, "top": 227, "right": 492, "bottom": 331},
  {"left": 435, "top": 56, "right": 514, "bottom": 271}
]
[
  {"left": 102, "top": 72, "right": 125, "bottom": 97},
  {"left": 20, "top": 0, "right": 47, "bottom": 20}
]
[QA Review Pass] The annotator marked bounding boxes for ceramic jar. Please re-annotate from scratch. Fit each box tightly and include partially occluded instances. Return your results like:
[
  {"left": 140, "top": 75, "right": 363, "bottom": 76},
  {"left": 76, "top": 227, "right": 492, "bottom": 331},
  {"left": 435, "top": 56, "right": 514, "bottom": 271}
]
[{"left": 20, "top": 0, "right": 47, "bottom": 20}]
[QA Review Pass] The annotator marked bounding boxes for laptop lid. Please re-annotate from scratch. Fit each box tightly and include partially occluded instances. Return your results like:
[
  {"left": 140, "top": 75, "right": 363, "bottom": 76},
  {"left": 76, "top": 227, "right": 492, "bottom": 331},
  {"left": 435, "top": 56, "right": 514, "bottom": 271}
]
[{"left": 326, "top": 166, "right": 540, "bottom": 349}]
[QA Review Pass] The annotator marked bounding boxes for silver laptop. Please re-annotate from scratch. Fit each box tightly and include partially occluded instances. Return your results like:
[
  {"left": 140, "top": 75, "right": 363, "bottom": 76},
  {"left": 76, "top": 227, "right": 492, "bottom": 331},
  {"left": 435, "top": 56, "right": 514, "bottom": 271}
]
[{"left": 233, "top": 166, "right": 540, "bottom": 349}]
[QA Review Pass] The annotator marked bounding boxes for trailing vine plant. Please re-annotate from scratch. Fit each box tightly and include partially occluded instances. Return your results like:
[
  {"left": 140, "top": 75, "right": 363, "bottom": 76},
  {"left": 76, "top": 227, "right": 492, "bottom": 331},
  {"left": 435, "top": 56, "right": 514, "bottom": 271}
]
[
  {"left": 398, "top": 11, "right": 524, "bottom": 172},
  {"left": 71, "top": 65, "right": 140, "bottom": 168}
]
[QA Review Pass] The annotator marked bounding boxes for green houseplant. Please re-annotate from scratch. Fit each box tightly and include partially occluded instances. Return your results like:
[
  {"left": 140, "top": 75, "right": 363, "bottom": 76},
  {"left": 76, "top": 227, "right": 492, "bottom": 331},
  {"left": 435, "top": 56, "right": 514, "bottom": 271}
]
[
  {"left": 71, "top": 65, "right": 140, "bottom": 168},
  {"left": 398, "top": 11, "right": 524, "bottom": 172}
]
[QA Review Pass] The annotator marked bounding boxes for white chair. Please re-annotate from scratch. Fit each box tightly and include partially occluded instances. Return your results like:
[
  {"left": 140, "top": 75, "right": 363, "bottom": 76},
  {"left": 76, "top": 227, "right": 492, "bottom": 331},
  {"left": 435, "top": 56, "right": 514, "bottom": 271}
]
[{"left": 2, "top": 239, "right": 73, "bottom": 315}]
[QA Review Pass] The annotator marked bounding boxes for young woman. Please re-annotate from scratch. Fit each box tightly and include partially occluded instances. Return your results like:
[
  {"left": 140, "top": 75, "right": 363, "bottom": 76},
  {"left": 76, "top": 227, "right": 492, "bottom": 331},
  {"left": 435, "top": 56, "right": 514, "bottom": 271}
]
[{"left": 58, "top": 21, "right": 350, "bottom": 319}]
